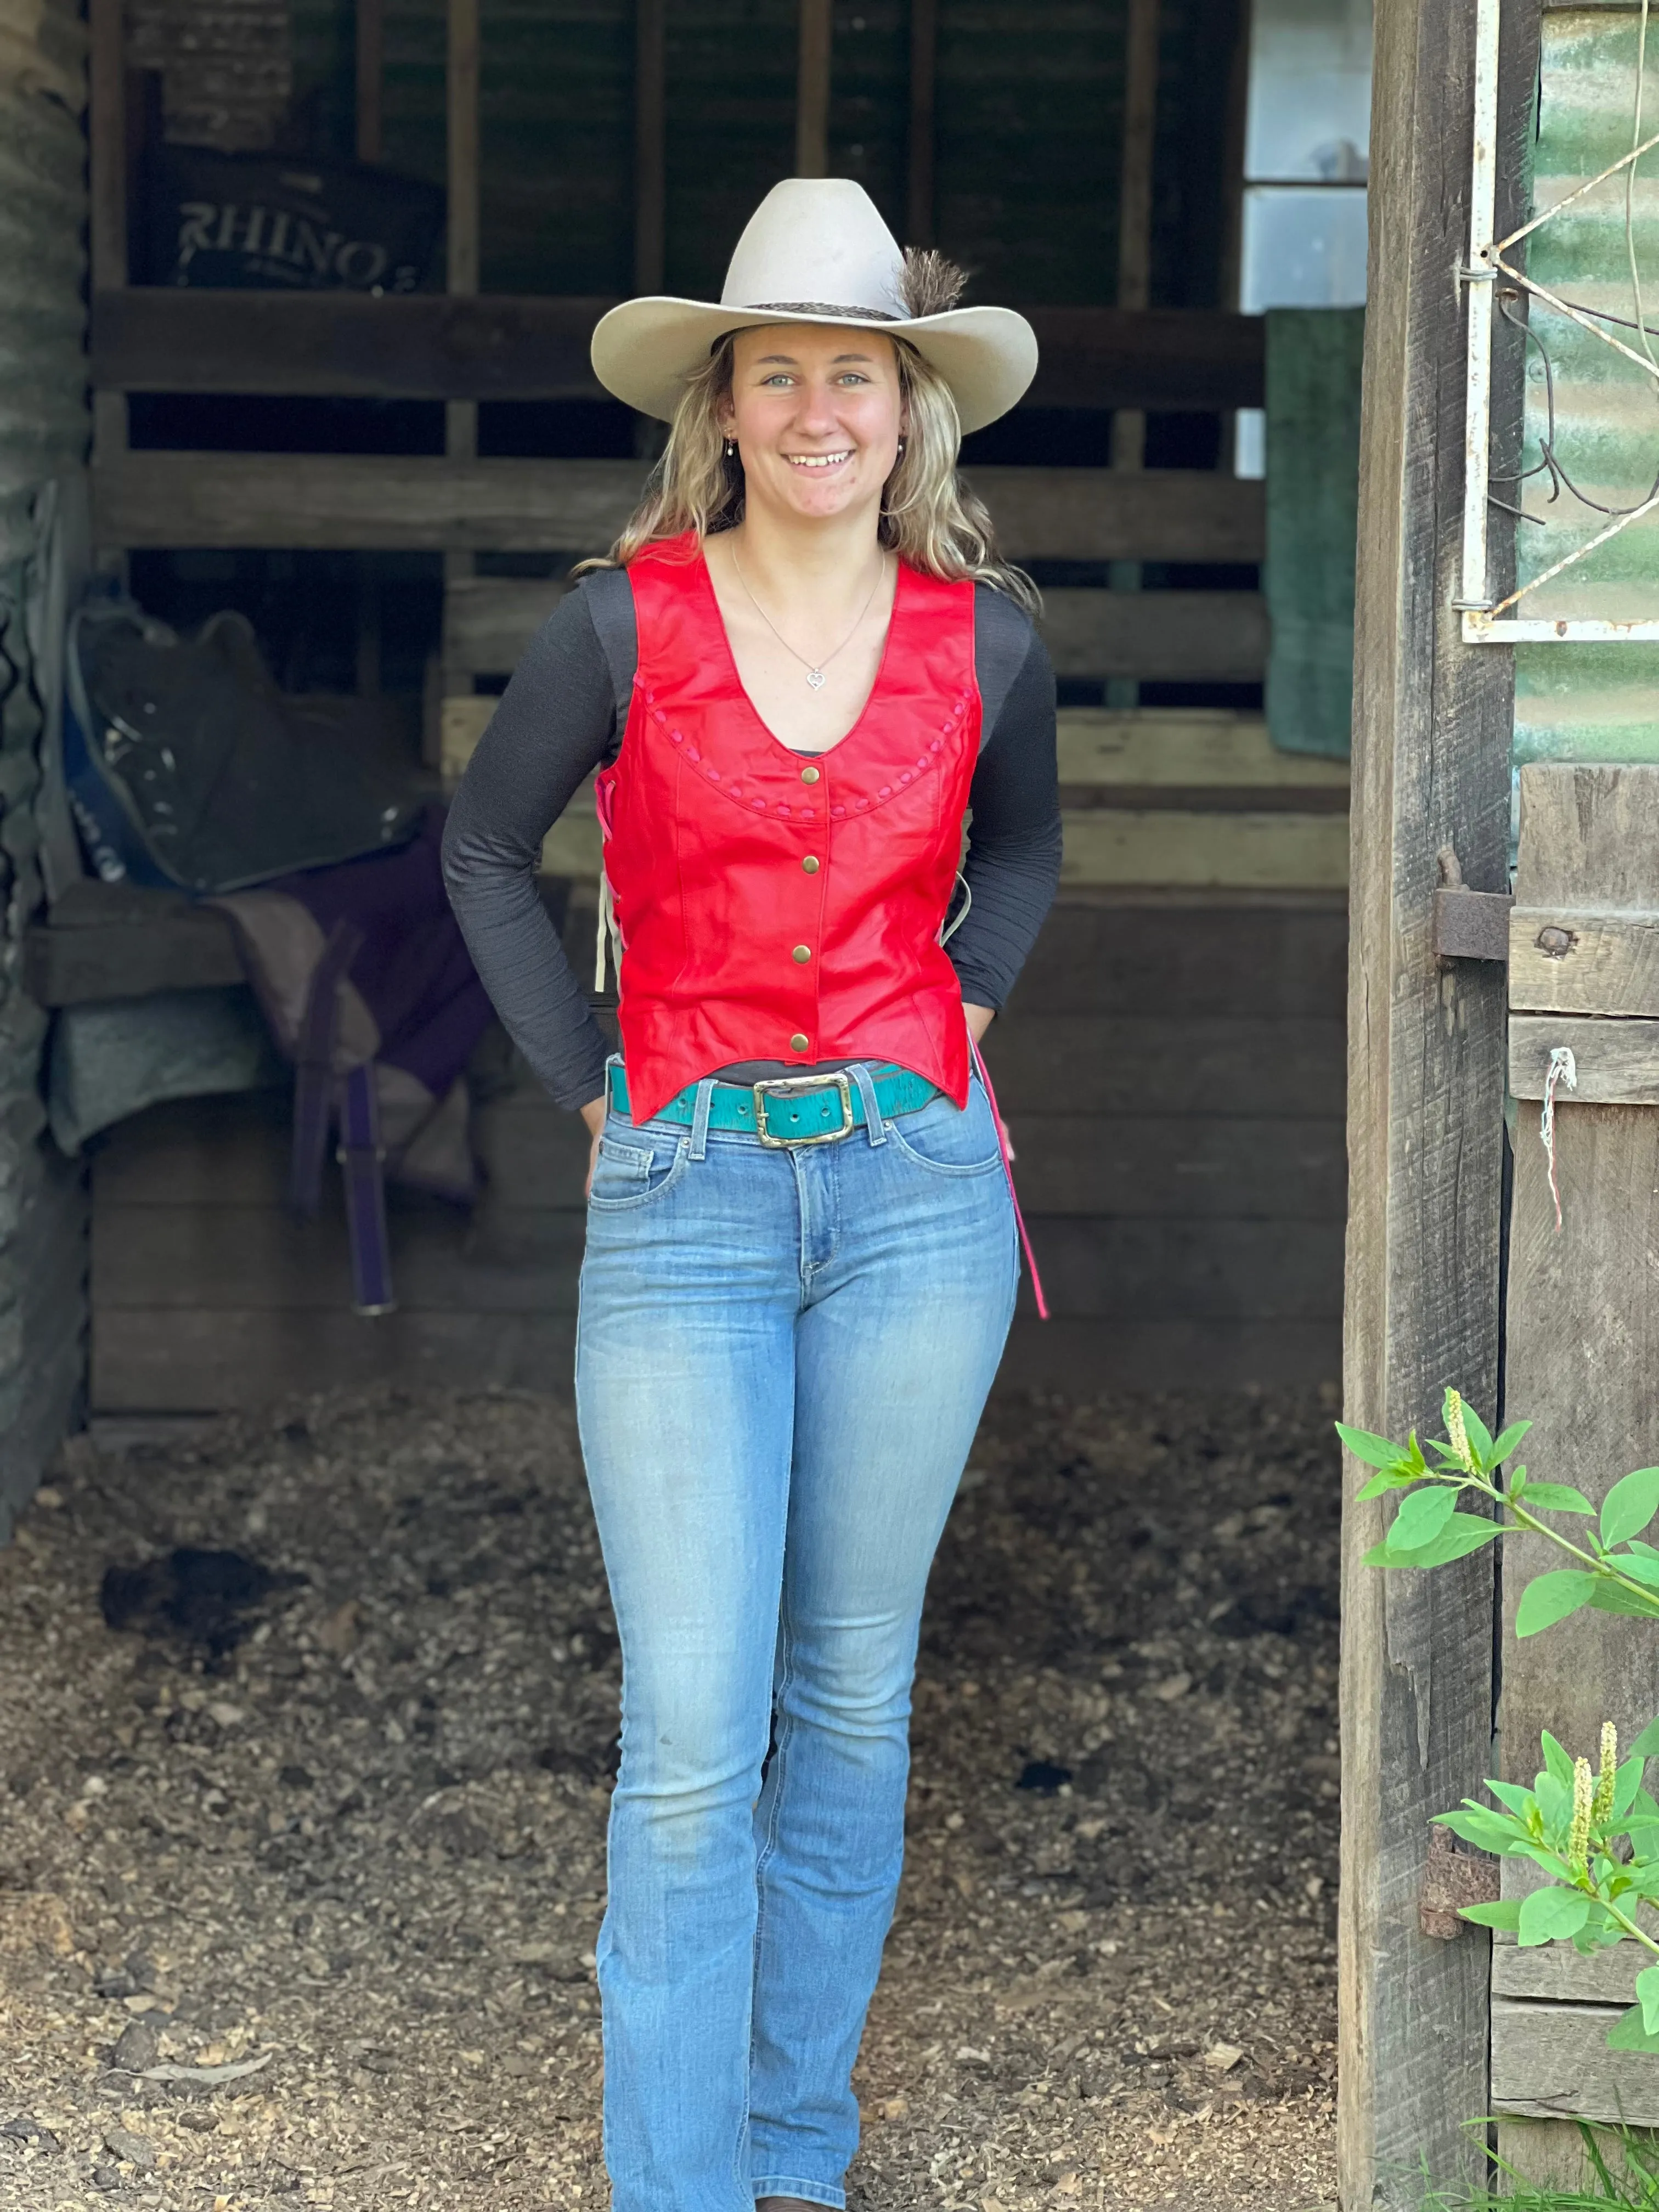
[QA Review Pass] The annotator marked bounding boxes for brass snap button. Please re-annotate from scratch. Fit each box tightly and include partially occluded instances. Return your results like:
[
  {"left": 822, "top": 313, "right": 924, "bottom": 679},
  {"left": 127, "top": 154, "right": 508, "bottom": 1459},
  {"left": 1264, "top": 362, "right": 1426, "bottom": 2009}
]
[
  {"left": 792, "top": 945, "right": 811, "bottom": 963},
  {"left": 789, "top": 1032, "right": 810, "bottom": 1051},
  {"left": 799, "top": 765, "right": 821, "bottom": 785},
  {"left": 802, "top": 855, "right": 820, "bottom": 873}
]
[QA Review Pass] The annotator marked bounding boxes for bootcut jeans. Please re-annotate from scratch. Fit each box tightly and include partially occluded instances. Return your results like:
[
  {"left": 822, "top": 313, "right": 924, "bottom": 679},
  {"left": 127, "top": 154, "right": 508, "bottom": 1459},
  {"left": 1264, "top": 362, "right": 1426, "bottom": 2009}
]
[{"left": 574, "top": 1059, "right": 1018, "bottom": 2212}]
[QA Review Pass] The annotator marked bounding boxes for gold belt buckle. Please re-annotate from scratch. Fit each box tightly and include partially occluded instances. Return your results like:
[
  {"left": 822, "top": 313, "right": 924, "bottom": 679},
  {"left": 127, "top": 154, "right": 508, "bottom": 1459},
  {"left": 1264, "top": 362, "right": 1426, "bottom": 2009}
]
[{"left": 753, "top": 1070, "right": 854, "bottom": 1147}]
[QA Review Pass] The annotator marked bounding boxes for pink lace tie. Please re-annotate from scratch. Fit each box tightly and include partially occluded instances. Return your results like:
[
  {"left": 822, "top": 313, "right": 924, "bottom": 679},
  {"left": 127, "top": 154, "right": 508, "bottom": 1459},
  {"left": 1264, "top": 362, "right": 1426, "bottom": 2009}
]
[{"left": 968, "top": 1029, "right": 1049, "bottom": 1322}]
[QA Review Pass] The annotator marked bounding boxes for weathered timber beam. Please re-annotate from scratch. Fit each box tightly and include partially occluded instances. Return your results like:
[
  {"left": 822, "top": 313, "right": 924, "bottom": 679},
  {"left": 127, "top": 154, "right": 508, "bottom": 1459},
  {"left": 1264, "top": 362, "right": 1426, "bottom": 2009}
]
[
  {"left": 1040, "top": 589, "right": 1266, "bottom": 681},
  {"left": 95, "top": 453, "right": 1264, "bottom": 562},
  {"left": 1491, "top": 1997, "right": 1659, "bottom": 2126},
  {"left": 443, "top": 704, "right": 1343, "bottom": 805},
  {"left": 1508, "top": 1012, "right": 1659, "bottom": 1103},
  {"left": 1493, "top": 1932, "right": 1649, "bottom": 2005},
  {"left": 1058, "top": 809, "right": 1346, "bottom": 890},
  {"left": 95, "top": 453, "right": 651, "bottom": 552},
  {"left": 89, "top": 293, "right": 1266, "bottom": 410},
  {"left": 795, "top": 0, "right": 831, "bottom": 177},
  {"left": 1509, "top": 905, "right": 1659, "bottom": 1016},
  {"left": 444, "top": 575, "right": 574, "bottom": 670},
  {"left": 438, "top": 706, "right": 1339, "bottom": 890},
  {"left": 439, "top": 573, "right": 1266, "bottom": 682},
  {"left": 92, "top": 292, "right": 612, "bottom": 402},
  {"left": 522, "top": 804, "right": 1341, "bottom": 893},
  {"left": 980, "top": 467, "right": 1262, "bottom": 561},
  {"left": 1056, "top": 710, "right": 1347, "bottom": 791}
]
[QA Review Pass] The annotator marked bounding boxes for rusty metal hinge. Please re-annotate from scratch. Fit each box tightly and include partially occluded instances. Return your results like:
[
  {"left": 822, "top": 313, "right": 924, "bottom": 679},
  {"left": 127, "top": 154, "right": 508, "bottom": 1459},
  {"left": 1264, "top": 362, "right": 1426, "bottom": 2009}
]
[
  {"left": 1434, "top": 845, "right": 1514, "bottom": 964},
  {"left": 1420, "top": 1822, "right": 1502, "bottom": 1938}
]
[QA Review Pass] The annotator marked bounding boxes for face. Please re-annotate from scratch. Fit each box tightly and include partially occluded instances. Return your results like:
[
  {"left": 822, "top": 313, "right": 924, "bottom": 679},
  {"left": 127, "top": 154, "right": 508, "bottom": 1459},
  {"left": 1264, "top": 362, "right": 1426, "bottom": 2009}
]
[{"left": 719, "top": 324, "right": 906, "bottom": 526}]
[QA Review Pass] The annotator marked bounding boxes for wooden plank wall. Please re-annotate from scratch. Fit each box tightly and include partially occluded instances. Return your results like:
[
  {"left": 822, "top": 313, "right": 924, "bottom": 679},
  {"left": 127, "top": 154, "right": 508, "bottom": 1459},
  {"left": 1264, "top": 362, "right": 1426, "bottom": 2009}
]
[
  {"left": 87, "top": 894, "right": 1347, "bottom": 1414},
  {"left": 1492, "top": 765, "right": 1659, "bottom": 2183}
]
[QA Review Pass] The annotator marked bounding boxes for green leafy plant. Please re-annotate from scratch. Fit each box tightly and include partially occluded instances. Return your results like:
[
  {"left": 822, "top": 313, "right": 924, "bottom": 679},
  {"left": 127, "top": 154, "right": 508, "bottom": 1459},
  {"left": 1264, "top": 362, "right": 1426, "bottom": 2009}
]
[
  {"left": 1339, "top": 1389, "right": 1659, "bottom": 1633},
  {"left": 1340, "top": 1392, "right": 1659, "bottom": 2053},
  {"left": 1435, "top": 1715, "right": 1659, "bottom": 2051}
]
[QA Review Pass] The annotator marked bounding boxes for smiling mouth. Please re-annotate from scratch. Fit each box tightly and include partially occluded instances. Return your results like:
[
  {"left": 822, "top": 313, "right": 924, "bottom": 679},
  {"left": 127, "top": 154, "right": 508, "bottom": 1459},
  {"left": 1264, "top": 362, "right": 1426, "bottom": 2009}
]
[{"left": 785, "top": 451, "right": 853, "bottom": 470}]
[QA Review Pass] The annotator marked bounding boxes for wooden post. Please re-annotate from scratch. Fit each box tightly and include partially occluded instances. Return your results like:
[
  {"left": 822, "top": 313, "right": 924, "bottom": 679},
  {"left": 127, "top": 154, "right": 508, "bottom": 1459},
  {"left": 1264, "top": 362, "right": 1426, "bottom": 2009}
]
[
  {"left": 796, "top": 0, "right": 831, "bottom": 178},
  {"left": 634, "top": 0, "right": 666, "bottom": 294},
  {"left": 444, "top": 0, "right": 480, "bottom": 454},
  {"left": 1216, "top": 0, "right": 1251, "bottom": 469},
  {"left": 438, "top": 0, "right": 481, "bottom": 757},
  {"left": 356, "top": 0, "right": 384, "bottom": 165},
  {"left": 906, "top": 0, "right": 938, "bottom": 245},
  {"left": 89, "top": 0, "right": 128, "bottom": 468},
  {"left": 356, "top": 0, "right": 387, "bottom": 692},
  {"left": 1337, "top": 0, "right": 1533, "bottom": 2193},
  {"left": 446, "top": 0, "right": 480, "bottom": 306},
  {"left": 1111, "top": 0, "right": 1159, "bottom": 463},
  {"left": 1217, "top": 0, "right": 1249, "bottom": 314},
  {"left": 1107, "top": 0, "right": 1159, "bottom": 708}
]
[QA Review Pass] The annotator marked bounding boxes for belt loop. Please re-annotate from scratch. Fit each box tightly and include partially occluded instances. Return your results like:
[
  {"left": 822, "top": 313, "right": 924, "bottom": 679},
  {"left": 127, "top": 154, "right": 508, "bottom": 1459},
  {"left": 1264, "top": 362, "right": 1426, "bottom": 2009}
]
[
  {"left": 688, "top": 1076, "right": 718, "bottom": 1161},
  {"left": 849, "top": 1062, "right": 887, "bottom": 1147},
  {"left": 604, "top": 1051, "right": 624, "bottom": 1118}
]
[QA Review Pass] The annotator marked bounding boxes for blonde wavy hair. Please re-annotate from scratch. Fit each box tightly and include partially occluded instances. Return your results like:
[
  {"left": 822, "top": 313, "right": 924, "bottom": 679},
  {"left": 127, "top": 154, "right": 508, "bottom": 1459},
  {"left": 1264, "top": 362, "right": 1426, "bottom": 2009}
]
[{"left": 581, "top": 319, "right": 1039, "bottom": 617}]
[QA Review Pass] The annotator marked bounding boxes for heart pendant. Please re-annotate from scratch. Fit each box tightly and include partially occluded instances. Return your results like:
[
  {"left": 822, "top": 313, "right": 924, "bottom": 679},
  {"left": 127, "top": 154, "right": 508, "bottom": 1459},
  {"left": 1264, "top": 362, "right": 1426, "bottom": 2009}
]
[{"left": 805, "top": 668, "right": 827, "bottom": 690}]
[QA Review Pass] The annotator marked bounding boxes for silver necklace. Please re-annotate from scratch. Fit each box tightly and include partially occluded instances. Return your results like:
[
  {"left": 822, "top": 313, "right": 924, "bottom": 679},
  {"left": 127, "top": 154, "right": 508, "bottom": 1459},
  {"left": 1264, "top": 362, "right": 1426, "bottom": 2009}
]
[{"left": 729, "top": 544, "right": 887, "bottom": 690}]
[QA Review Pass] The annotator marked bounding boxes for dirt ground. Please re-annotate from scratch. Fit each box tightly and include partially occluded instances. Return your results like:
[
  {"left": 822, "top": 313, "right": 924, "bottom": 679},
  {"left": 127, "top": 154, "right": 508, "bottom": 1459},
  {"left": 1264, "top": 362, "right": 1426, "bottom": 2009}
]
[{"left": 0, "top": 1385, "right": 1340, "bottom": 2212}]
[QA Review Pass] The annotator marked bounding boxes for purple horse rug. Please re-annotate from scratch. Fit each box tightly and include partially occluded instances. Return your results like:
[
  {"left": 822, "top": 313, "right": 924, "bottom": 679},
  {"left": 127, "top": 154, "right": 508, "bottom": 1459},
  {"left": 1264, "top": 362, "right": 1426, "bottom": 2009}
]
[{"left": 208, "top": 806, "right": 494, "bottom": 1314}]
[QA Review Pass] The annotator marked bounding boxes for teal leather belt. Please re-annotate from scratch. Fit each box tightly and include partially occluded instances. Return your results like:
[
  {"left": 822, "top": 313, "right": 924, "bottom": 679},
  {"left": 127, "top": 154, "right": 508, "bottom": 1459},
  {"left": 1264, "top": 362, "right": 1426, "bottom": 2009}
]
[{"left": 607, "top": 1062, "right": 938, "bottom": 1147}]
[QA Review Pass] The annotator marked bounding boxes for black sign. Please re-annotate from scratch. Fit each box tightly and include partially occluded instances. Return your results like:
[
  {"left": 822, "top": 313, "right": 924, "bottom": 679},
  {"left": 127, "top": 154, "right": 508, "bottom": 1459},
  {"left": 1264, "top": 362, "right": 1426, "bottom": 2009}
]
[{"left": 145, "top": 145, "right": 444, "bottom": 292}]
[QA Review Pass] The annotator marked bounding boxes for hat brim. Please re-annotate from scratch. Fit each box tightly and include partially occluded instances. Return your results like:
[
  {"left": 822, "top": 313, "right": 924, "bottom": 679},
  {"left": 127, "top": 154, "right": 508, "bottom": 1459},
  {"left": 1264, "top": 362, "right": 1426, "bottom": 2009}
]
[{"left": 590, "top": 298, "right": 1039, "bottom": 435}]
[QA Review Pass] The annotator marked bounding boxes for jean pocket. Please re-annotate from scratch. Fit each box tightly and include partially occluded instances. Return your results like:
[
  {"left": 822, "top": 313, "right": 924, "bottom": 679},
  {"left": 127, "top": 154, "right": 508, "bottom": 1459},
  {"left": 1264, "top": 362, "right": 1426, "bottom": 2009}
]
[
  {"left": 888, "top": 1089, "right": 1005, "bottom": 1176},
  {"left": 586, "top": 1125, "right": 691, "bottom": 1210}
]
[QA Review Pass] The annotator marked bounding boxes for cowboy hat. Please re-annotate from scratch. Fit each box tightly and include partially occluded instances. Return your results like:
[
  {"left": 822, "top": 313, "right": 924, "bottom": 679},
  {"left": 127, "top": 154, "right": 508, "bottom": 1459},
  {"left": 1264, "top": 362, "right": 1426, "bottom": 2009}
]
[{"left": 590, "top": 178, "right": 1039, "bottom": 435}]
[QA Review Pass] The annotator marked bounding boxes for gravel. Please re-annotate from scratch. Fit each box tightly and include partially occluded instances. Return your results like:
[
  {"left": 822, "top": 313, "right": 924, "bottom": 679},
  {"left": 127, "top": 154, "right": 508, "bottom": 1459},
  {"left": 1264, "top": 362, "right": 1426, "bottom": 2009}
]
[{"left": 0, "top": 1384, "right": 1339, "bottom": 2210}]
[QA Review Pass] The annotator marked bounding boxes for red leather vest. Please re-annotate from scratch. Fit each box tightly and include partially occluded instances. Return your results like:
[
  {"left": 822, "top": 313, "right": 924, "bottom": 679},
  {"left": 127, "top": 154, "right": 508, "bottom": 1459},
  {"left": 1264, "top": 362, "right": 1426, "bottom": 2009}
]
[{"left": 596, "top": 533, "right": 981, "bottom": 1125}]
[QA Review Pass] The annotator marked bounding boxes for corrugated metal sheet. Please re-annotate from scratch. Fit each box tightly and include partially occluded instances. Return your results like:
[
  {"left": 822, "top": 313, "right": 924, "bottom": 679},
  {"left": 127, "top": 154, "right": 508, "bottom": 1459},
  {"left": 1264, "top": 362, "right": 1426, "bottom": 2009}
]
[
  {"left": 1512, "top": 7, "right": 1659, "bottom": 771},
  {"left": 0, "top": 0, "right": 87, "bottom": 498},
  {"left": 0, "top": 0, "right": 88, "bottom": 1533},
  {"left": 0, "top": 500, "right": 89, "bottom": 1537}
]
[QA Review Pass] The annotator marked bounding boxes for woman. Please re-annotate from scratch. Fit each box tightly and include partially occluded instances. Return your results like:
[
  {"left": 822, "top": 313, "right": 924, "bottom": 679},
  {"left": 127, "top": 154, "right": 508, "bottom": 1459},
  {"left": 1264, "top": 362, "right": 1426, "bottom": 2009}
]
[{"left": 443, "top": 177, "right": 1060, "bottom": 2212}]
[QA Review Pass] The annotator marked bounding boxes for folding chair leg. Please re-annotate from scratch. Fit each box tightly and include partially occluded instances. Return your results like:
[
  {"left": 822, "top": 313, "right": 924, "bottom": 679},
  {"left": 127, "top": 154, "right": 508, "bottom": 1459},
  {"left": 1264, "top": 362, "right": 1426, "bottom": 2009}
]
[{"left": 338, "top": 1062, "right": 396, "bottom": 1317}]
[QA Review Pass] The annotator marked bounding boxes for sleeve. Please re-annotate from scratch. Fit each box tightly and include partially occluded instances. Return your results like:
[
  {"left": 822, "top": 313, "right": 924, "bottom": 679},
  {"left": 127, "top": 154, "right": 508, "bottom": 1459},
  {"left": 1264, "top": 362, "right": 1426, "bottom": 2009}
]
[
  {"left": 441, "top": 579, "right": 628, "bottom": 1110},
  {"left": 947, "top": 600, "right": 1063, "bottom": 1012}
]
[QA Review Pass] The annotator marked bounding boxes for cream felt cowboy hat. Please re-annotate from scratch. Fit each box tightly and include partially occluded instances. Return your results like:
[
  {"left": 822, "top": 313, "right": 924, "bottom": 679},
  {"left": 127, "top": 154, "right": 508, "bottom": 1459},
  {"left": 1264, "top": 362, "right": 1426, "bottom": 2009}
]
[{"left": 590, "top": 178, "right": 1039, "bottom": 435}]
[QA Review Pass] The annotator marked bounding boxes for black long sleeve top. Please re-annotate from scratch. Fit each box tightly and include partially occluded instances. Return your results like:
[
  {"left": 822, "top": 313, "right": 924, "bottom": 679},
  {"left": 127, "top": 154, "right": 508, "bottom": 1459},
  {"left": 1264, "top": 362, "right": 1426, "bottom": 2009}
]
[{"left": 442, "top": 563, "right": 1062, "bottom": 1111}]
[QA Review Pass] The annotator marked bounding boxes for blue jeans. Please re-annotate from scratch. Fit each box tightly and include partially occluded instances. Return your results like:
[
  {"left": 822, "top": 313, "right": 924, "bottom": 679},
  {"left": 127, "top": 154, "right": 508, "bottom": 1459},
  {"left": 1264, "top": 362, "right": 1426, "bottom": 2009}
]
[{"left": 575, "top": 1063, "right": 1018, "bottom": 2211}]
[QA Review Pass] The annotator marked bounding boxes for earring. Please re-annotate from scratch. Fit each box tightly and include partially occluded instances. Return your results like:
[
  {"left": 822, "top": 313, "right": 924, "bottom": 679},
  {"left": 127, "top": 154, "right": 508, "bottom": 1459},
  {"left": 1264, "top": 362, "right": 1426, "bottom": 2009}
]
[
  {"left": 725, "top": 439, "right": 737, "bottom": 457},
  {"left": 896, "top": 437, "right": 907, "bottom": 455}
]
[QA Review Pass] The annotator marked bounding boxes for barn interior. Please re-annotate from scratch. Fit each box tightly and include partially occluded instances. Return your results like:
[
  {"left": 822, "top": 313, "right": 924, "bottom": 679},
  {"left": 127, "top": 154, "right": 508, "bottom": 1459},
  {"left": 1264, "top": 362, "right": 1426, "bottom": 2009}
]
[
  {"left": 32, "top": 0, "right": 1370, "bottom": 1417},
  {"left": 1, "top": 1, "right": 1363, "bottom": 2200}
]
